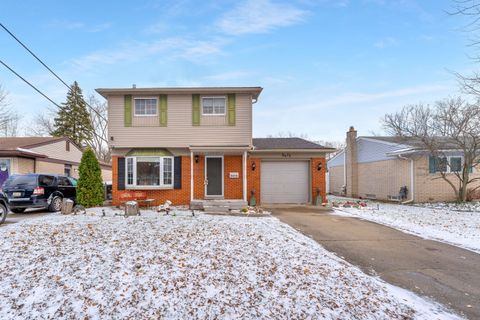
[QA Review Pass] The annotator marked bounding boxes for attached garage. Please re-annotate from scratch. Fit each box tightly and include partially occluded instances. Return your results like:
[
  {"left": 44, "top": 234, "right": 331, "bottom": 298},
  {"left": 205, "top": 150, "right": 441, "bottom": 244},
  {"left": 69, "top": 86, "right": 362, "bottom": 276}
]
[{"left": 261, "top": 160, "right": 310, "bottom": 204}]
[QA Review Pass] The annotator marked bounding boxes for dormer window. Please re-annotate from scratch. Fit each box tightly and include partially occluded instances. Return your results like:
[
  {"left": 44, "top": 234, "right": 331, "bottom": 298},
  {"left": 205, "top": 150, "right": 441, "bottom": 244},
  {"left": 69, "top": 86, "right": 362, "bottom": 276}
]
[
  {"left": 202, "top": 96, "right": 226, "bottom": 115},
  {"left": 134, "top": 98, "right": 157, "bottom": 116}
]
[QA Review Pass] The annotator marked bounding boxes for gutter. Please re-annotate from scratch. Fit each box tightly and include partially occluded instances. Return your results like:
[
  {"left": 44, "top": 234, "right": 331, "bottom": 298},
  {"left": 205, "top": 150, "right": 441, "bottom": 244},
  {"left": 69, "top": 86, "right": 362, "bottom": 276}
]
[{"left": 397, "top": 154, "right": 415, "bottom": 204}]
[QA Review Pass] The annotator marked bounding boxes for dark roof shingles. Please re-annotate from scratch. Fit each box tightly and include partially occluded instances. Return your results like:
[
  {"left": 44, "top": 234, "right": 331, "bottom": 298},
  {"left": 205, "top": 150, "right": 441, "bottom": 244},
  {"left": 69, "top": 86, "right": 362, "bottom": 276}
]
[
  {"left": 0, "top": 137, "right": 62, "bottom": 151},
  {"left": 253, "top": 138, "right": 331, "bottom": 150}
]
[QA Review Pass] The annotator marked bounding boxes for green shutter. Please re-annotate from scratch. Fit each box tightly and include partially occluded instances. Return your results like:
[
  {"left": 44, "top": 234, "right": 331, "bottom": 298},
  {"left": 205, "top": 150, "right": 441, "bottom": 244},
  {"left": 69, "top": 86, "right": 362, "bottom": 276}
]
[
  {"left": 124, "top": 95, "right": 132, "bottom": 127},
  {"left": 428, "top": 156, "right": 436, "bottom": 174},
  {"left": 192, "top": 94, "right": 200, "bottom": 126},
  {"left": 159, "top": 94, "right": 168, "bottom": 127},
  {"left": 227, "top": 93, "right": 236, "bottom": 126}
]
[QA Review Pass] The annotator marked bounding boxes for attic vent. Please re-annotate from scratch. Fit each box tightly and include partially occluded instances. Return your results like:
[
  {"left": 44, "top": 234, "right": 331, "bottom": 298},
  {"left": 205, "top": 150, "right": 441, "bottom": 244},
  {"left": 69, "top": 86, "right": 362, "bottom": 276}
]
[{"left": 387, "top": 195, "right": 401, "bottom": 201}]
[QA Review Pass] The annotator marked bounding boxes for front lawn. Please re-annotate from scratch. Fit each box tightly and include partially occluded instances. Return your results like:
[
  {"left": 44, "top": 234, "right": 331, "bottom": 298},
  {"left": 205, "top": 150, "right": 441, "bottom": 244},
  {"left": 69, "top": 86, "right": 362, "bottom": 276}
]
[{"left": 0, "top": 209, "right": 458, "bottom": 319}]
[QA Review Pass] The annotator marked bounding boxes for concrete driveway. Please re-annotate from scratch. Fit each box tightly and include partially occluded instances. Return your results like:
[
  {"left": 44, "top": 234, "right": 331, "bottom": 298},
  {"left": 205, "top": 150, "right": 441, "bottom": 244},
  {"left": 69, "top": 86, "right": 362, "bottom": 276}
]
[
  {"left": 268, "top": 205, "right": 480, "bottom": 319},
  {"left": 1, "top": 209, "right": 52, "bottom": 226}
]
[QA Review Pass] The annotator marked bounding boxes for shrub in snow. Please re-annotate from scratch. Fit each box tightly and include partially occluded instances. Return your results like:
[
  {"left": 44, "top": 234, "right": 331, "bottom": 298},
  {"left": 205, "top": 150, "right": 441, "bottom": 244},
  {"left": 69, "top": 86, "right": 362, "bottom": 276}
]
[{"left": 76, "top": 148, "right": 104, "bottom": 208}]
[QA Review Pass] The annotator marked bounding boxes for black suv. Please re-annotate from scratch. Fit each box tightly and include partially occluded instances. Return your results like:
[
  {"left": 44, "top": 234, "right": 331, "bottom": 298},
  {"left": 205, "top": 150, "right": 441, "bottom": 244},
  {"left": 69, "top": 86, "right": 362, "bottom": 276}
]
[
  {"left": 0, "top": 191, "right": 7, "bottom": 224},
  {"left": 2, "top": 174, "right": 77, "bottom": 212}
]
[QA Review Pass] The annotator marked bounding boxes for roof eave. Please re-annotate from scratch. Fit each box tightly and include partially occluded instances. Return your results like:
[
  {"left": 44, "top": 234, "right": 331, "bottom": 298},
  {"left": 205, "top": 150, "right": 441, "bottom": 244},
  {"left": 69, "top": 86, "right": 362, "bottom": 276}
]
[
  {"left": 95, "top": 87, "right": 263, "bottom": 100},
  {"left": 251, "top": 148, "right": 336, "bottom": 153}
]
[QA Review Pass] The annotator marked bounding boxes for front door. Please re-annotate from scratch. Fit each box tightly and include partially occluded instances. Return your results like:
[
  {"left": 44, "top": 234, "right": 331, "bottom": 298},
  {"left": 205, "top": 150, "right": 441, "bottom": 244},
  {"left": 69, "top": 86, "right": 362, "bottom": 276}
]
[{"left": 205, "top": 156, "right": 223, "bottom": 197}]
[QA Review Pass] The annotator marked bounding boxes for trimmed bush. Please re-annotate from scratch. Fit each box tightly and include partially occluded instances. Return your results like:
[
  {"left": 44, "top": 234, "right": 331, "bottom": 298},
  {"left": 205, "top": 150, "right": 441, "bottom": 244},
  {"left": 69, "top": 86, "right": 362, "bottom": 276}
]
[{"left": 76, "top": 148, "right": 104, "bottom": 207}]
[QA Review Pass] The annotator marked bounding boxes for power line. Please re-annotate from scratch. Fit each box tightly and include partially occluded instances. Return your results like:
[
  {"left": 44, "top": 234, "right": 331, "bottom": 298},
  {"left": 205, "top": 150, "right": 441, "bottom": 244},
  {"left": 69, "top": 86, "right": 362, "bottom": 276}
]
[
  {"left": 0, "top": 22, "right": 70, "bottom": 89},
  {"left": 0, "top": 22, "right": 107, "bottom": 122},
  {"left": 0, "top": 58, "right": 62, "bottom": 109}
]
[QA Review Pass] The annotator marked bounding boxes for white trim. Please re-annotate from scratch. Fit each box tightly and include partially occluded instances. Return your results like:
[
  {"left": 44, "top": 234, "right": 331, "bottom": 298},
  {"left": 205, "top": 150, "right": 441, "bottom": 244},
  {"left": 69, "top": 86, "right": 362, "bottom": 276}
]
[
  {"left": 242, "top": 151, "right": 247, "bottom": 202},
  {"left": 133, "top": 97, "right": 158, "bottom": 117},
  {"left": 125, "top": 155, "right": 174, "bottom": 188},
  {"left": 201, "top": 96, "right": 226, "bottom": 116},
  {"left": 205, "top": 155, "right": 224, "bottom": 198},
  {"left": 190, "top": 151, "right": 194, "bottom": 202}
]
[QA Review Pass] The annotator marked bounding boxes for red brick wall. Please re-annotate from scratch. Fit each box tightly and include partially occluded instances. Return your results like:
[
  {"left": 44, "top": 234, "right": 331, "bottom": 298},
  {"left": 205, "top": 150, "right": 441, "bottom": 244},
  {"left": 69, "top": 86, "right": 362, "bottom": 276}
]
[
  {"left": 193, "top": 155, "right": 205, "bottom": 200},
  {"left": 224, "top": 155, "right": 243, "bottom": 199},
  {"left": 247, "top": 157, "right": 261, "bottom": 205},
  {"left": 311, "top": 157, "right": 327, "bottom": 203},
  {"left": 112, "top": 156, "right": 191, "bottom": 206}
]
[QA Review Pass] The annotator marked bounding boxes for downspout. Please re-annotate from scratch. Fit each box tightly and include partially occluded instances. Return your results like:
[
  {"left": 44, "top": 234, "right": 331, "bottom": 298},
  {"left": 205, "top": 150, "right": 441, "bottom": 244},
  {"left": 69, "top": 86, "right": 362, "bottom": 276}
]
[
  {"left": 398, "top": 154, "right": 414, "bottom": 204},
  {"left": 343, "top": 150, "right": 346, "bottom": 192}
]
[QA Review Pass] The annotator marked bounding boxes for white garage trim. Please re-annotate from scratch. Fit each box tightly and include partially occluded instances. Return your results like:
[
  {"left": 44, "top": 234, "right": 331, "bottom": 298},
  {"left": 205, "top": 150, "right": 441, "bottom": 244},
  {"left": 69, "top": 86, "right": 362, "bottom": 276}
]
[{"left": 260, "top": 160, "right": 311, "bottom": 204}]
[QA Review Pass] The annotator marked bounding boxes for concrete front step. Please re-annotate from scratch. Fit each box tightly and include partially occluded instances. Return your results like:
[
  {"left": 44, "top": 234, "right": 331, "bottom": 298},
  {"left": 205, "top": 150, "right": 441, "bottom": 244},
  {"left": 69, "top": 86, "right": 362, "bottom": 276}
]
[
  {"left": 190, "top": 200, "right": 248, "bottom": 211},
  {"left": 203, "top": 205, "right": 230, "bottom": 213}
]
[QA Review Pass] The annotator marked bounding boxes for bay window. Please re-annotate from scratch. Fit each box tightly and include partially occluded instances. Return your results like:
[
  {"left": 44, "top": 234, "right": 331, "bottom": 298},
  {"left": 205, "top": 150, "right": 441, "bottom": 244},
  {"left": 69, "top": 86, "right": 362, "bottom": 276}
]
[{"left": 125, "top": 156, "right": 174, "bottom": 187}]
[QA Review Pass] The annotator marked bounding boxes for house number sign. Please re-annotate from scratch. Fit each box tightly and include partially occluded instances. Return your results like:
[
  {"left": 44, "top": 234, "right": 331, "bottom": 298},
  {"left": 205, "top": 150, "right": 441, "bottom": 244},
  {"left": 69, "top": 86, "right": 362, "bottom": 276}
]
[
  {"left": 229, "top": 172, "right": 239, "bottom": 178},
  {"left": 282, "top": 153, "right": 292, "bottom": 158}
]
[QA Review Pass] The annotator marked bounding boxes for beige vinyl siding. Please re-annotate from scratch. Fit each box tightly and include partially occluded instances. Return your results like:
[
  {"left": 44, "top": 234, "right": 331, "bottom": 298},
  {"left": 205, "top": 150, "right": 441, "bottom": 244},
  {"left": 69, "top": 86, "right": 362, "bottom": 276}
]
[
  {"left": 30, "top": 140, "right": 83, "bottom": 163},
  {"left": 200, "top": 114, "right": 227, "bottom": 126},
  {"left": 108, "top": 93, "right": 252, "bottom": 148},
  {"left": 36, "top": 160, "right": 65, "bottom": 176}
]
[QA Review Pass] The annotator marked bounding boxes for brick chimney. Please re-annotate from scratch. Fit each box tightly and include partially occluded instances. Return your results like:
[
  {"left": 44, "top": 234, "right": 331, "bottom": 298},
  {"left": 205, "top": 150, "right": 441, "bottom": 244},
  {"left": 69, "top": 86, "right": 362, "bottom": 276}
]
[{"left": 345, "top": 126, "right": 358, "bottom": 198}]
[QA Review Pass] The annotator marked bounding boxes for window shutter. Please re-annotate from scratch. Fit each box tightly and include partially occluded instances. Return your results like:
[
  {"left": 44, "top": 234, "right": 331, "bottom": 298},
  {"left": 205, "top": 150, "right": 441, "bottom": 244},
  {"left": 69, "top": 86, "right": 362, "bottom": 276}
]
[
  {"left": 159, "top": 94, "right": 168, "bottom": 126},
  {"left": 227, "top": 93, "right": 236, "bottom": 126},
  {"left": 428, "top": 156, "right": 436, "bottom": 174},
  {"left": 192, "top": 94, "right": 200, "bottom": 126},
  {"left": 118, "top": 157, "right": 125, "bottom": 190},
  {"left": 124, "top": 95, "right": 132, "bottom": 127},
  {"left": 174, "top": 156, "right": 182, "bottom": 189}
]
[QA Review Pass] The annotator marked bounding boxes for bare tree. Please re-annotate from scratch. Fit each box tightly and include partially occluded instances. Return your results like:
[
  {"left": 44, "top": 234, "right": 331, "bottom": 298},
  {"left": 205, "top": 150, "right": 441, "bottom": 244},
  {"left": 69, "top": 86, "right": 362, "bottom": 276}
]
[
  {"left": 0, "top": 84, "right": 21, "bottom": 137},
  {"left": 86, "top": 95, "right": 110, "bottom": 163},
  {"left": 267, "top": 131, "right": 310, "bottom": 139},
  {"left": 30, "top": 107, "right": 56, "bottom": 136},
  {"left": 450, "top": 1, "right": 480, "bottom": 94},
  {"left": 383, "top": 97, "right": 480, "bottom": 202}
]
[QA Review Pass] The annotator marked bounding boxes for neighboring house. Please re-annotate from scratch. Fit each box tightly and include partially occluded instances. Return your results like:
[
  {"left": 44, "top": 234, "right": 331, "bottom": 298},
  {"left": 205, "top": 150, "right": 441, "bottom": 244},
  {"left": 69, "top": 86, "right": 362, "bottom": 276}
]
[
  {"left": 0, "top": 137, "right": 112, "bottom": 186},
  {"left": 327, "top": 126, "right": 480, "bottom": 202},
  {"left": 96, "top": 86, "right": 335, "bottom": 207}
]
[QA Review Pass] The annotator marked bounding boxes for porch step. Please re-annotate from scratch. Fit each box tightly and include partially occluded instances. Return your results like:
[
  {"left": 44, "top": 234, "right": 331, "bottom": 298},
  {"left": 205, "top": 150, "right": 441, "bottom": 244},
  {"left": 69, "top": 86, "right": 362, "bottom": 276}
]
[
  {"left": 203, "top": 205, "right": 230, "bottom": 213},
  {"left": 190, "top": 200, "right": 248, "bottom": 211}
]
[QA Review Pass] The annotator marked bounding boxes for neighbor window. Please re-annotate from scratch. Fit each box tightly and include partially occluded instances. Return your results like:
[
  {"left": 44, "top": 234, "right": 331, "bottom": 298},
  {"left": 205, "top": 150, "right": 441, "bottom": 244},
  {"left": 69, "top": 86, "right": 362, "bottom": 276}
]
[
  {"left": 202, "top": 97, "right": 226, "bottom": 115},
  {"left": 64, "top": 164, "right": 72, "bottom": 177},
  {"left": 125, "top": 156, "right": 174, "bottom": 187},
  {"left": 449, "top": 157, "right": 462, "bottom": 173},
  {"left": 134, "top": 98, "right": 157, "bottom": 116},
  {"left": 429, "top": 155, "right": 464, "bottom": 174}
]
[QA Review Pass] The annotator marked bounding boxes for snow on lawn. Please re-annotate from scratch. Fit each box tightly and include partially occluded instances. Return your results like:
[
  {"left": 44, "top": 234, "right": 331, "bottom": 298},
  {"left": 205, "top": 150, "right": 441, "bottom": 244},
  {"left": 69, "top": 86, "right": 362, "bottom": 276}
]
[
  {"left": 330, "top": 197, "right": 480, "bottom": 254},
  {"left": 0, "top": 208, "right": 460, "bottom": 319}
]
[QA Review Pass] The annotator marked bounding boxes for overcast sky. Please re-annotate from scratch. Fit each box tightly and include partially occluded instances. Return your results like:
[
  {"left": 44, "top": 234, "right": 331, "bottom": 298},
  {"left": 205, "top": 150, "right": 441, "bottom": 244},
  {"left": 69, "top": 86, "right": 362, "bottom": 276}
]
[{"left": 0, "top": 0, "right": 473, "bottom": 142}]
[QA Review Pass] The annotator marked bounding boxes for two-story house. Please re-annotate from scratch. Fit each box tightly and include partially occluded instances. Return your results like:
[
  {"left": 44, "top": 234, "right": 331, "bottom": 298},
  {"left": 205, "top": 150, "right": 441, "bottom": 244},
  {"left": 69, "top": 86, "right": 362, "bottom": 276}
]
[{"left": 96, "top": 86, "right": 334, "bottom": 208}]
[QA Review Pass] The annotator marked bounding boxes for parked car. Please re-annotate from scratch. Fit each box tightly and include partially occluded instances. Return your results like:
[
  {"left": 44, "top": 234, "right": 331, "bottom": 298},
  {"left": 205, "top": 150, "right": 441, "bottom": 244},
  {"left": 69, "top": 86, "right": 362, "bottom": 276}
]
[
  {"left": 2, "top": 174, "right": 77, "bottom": 212},
  {"left": 0, "top": 191, "right": 7, "bottom": 224}
]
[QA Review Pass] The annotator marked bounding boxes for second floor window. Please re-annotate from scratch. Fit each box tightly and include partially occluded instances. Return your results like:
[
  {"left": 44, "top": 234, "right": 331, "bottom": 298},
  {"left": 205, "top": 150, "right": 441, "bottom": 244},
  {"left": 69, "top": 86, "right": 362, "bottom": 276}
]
[
  {"left": 202, "top": 97, "right": 226, "bottom": 115},
  {"left": 134, "top": 98, "right": 157, "bottom": 116}
]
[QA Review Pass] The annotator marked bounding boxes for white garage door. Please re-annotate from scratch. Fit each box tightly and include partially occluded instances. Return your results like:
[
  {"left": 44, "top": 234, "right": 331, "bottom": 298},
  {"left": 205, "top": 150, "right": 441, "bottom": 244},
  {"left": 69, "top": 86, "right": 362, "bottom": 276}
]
[{"left": 261, "top": 161, "right": 309, "bottom": 204}]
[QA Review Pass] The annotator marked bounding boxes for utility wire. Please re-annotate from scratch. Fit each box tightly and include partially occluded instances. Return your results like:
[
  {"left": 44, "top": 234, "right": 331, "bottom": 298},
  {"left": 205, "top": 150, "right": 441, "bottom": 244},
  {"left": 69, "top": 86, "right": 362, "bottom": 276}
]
[
  {"left": 0, "top": 58, "right": 62, "bottom": 109},
  {"left": 0, "top": 22, "right": 107, "bottom": 122},
  {"left": 0, "top": 22, "right": 70, "bottom": 88}
]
